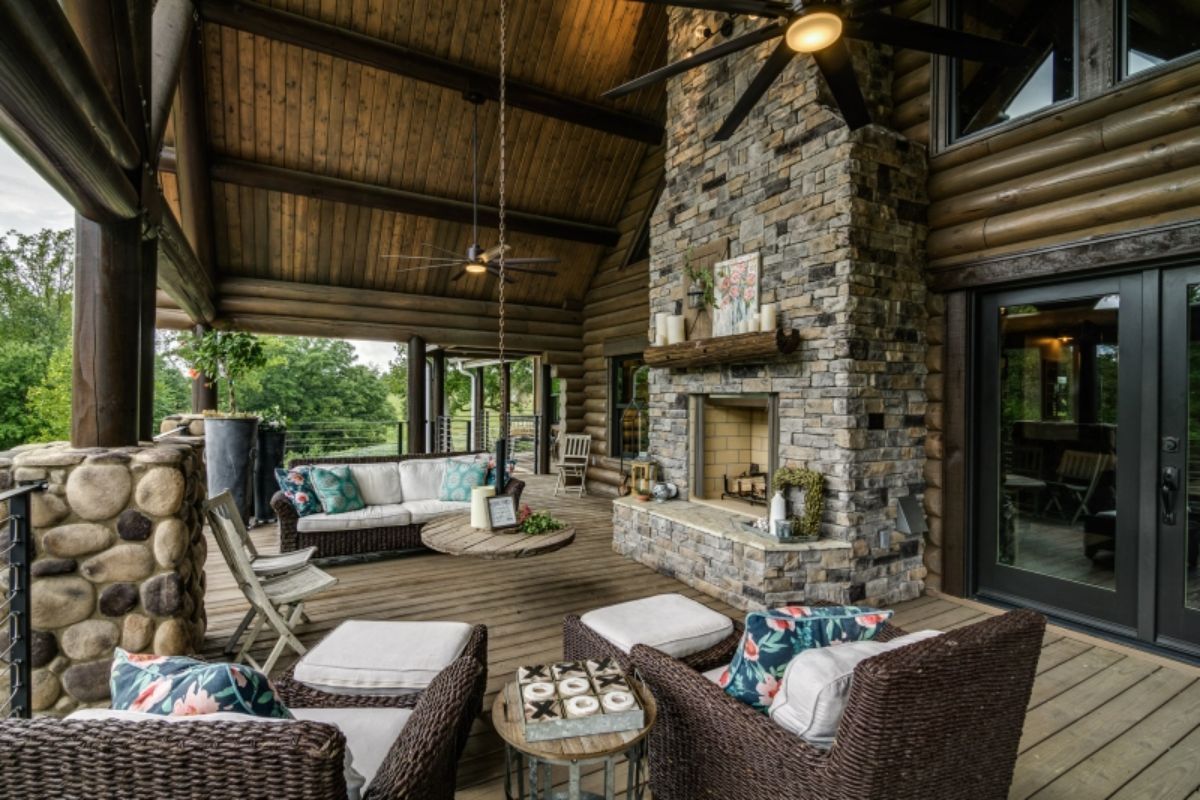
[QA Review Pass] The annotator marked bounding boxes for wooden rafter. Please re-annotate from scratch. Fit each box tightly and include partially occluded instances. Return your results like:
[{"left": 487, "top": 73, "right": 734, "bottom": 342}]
[
  {"left": 196, "top": 0, "right": 664, "bottom": 145},
  {"left": 148, "top": 0, "right": 196, "bottom": 160},
  {"left": 170, "top": 27, "right": 217, "bottom": 275}
]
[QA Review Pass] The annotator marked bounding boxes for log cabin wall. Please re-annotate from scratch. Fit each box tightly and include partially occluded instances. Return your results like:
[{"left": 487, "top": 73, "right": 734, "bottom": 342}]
[
  {"left": 892, "top": 0, "right": 932, "bottom": 147},
  {"left": 577, "top": 146, "right": 663, "bottom": 495}
]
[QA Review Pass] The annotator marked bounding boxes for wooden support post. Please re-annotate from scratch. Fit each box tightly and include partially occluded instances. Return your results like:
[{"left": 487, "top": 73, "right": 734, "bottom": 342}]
[
  {"left": 407, "top": 336, "right": 427, "bottom": 455},
  {"left": 430, "top": 350, "right": 446, "bottom": 452},
  {"left": 500, "top": 361, "right": 512, "bottom": 442},
  {"left": 190, "top": 323, "right": 218, "bottom": 412},
  {"left": 138, "top": 235, "right": 158, "bottom": 440},
  {"left": 538, "top": 362, "right": 553, "bottom": 475},
  {"left": 471, "top": 367, "right": 485, "bottom": 450}
]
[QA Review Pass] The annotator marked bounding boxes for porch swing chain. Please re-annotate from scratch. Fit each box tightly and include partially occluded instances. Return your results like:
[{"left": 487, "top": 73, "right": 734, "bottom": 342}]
[{"left": 497, "top": 0, "right": 508, "bottom": 439}]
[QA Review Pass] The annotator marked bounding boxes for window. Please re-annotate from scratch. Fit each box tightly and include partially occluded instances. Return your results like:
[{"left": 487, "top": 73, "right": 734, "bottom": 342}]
[
  {"left": 1122, "top": 0, "right": 1200, "bottom": 78},
  {"left": 610, "top": 355, "right": 649, "bottom": 458},
  {"left": 950, "top": 0, "right": 1077, "bottom": 141}
]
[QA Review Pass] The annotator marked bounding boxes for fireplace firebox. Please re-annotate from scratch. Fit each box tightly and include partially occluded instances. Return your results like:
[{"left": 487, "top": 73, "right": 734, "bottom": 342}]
[{"left": 688, "top": 393, "right": 779, "bottom": 512}]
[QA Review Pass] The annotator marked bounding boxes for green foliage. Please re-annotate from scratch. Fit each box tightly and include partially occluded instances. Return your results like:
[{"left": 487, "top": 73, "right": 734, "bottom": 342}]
[
  {"left": 153, "top": 346, "right": 193, "bottom": 424},
  {"left": 386, "top": 349, "right": 536, "bottom": 417},
  {"left": 684, "top": 248, "right": 716, "bottom": 309},
  {"left": 175, "top": 330, "right": 266, "bottom": 414},
  {"left": 24, "top": 343, "right": 72, "bottom": 442},
  {"left": 239, "top": 338, "right": 392, "bottom": 423},
  {"left": 0, "top": 340, "right": 54, "bottom": 446},
  {"left": 773, "top": 466, "right": 823, "bottom": 540},
  {"left": 517, "top": 507, "right": 564, "bottom": 535}
]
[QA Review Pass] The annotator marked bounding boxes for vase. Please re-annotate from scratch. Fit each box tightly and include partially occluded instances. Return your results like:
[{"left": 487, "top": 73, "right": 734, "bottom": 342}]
[
  {"left": 769, "top": 490, "right": 786, "bottom": 533},
  {"left": 206, "top": 417, "right": 260, "bottom": 525}
]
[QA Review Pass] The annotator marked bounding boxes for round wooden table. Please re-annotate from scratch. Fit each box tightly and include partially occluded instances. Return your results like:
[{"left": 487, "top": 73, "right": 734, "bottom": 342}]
[
  {"left": 420, "top": 513, "right": 575, "bottom": 559},
  {"left": 492, "top": 679, "right": 657, "bottom": 800}
]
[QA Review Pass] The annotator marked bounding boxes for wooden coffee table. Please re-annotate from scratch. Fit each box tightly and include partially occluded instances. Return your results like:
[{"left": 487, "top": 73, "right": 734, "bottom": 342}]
[
  {"left": 420, "top": 513, "right": 575, "bottom": 559},
  {"left": 492, "top": 679, "right": 656, "bottom": 800}
]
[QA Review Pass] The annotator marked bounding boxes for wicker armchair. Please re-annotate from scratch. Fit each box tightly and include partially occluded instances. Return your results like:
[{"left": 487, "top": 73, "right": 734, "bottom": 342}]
[
  {"left": 562, "top": 612, "right": 743, "bottom": 673},
  {"left": 271, "top": 452, "right": 524, "bottom": 558},
  {"left": 630, "top": 609, "right": 1046, "bottom": 800},
  {"left": 0, "top": 655, "right": 485, "bottom": 800}
]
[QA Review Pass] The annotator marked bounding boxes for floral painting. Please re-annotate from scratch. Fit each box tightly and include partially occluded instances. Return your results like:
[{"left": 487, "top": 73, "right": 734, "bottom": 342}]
[{"left": 712, "top": 253, "right": 760, "bottom": 336}]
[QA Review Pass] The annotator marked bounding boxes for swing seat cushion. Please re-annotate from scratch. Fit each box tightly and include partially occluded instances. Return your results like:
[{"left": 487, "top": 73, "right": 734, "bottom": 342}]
[{"left": 293, "top": 620, "right": 473, "bottom": 696}]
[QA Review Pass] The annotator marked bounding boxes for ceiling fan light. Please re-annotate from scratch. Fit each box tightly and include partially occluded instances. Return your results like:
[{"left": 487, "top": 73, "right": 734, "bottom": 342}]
[
  {"left": 785, "top": 11, "right": 843, "bottom": 53},
  {"left": 465, "top": 262, "right": 488, "bottom": 274}
]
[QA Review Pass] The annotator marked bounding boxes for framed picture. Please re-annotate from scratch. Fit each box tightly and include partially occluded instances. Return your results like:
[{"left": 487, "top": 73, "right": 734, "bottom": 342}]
[
  {"left": 712, "top": 253, "right": 760, "bottom": 337},
  {"left": 487, "top": 494, "right": 519, "bottom": 530}
]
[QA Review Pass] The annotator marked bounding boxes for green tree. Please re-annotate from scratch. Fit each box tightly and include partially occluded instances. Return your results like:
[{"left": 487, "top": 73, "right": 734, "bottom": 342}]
[
  {"left": 0, "top": 228, "right": 73, "bottom": 347},
  {"left": 239, "top": 337, "right": 392, "bottom": 423},
  {"left": 24, "top": 342, "right": 72, "bottom": 442},
  {"left": 386, "top": 347, "right": 536, "bottom": 417}
]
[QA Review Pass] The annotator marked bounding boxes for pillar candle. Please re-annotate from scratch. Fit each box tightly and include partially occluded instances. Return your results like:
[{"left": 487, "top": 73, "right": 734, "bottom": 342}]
[
  {"left": 760, "top": 303, "right": 777, "bottom": 330},
  {"left": 667, "top": 314, "right": 686, "bottom": 344},
  {"left": 470, "top": 485, "right": 496, "bottom": 528},
  {"left": 655, "top": 312, "right": 670, "bottom": 346},
  {"left": 746, "top": 313, "right": 760, "bottom": 332}
]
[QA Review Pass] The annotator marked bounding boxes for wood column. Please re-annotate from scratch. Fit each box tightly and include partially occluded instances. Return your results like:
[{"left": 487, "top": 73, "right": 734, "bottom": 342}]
[
  {"left": 538, "top": 362, "right": 553, "bottom": 474},
  {"left": 471, "top": 367, "right": 485, "bottom": 450},
  {"left": 407, "top": 336, "right": 427, "bottom": 454},
  {"left": 190, "top": 323, "right": 218, "bottom": 412},
  {"left": 430, "top": 350, "right": 446, "bottom": 451},
  {"left": 138, "top": 235, "right": 158, "bottom": 440}
]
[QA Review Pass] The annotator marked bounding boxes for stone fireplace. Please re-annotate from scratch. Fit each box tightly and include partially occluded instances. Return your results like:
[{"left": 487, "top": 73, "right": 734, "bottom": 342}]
[
  {"left": 612, "top": 8, "right": 929, "bottom": 610},
  {"left": 689, "top": 393, "right": 778, "bottom": 512}
]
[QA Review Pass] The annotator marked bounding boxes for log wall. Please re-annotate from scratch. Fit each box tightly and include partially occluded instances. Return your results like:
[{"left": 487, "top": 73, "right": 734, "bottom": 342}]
[{"left": 891, "top": 0, "right": 932, "bottom": 147}]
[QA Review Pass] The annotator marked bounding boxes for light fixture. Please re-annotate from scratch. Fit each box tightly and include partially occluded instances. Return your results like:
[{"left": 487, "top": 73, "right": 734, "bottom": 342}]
[
  {"left": 465, "top": 262, "right": 487, "bottom": 274},
  {"left": 785, "top": 10, "right": 843, "bottom": 53}
]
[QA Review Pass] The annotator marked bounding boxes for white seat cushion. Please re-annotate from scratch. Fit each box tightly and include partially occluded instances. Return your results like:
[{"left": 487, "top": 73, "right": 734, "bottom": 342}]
[
  {"left": 702, "top": 663, "right": 730, "bottom": 685},
  {"left": 348, "top": 463, "right": 403, "bottom": 506},
  {"left": 768, "top": 630, "right": 942, "bottom": 747},
  {"left": 294, "top": 620, "right": 472, "bottom": 695},
  {"left": 297, "top": 503, "right": 413, "bottom": 533},
  {"left": 400, "top": 459, "right": 448, "bottom": 501},
  {"left": 581, "top": 593, "right": 735, "bottom": 658},
  {"left": 291, "top": 707, "right": 412, "bottom": 791},
  {"left": 403, "top": 498, "right": 471, "bottom": 524}
]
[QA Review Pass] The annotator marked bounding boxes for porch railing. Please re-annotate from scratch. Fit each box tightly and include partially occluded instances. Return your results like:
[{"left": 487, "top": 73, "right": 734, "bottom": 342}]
[
  {"left": 284, "top": 420, "right": 407, "bottom": 462},
  {"left": 1, "top": 482, "right": 46, "bottom": 719}
]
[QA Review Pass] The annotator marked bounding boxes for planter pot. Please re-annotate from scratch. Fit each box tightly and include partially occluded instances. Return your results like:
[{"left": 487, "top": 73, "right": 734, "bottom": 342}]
[
  {"left": 254, "top": 428, "right": 287, "bottom": 524},
  {"left": 206, "top": 417, "right": 259, "bottom": 524}
]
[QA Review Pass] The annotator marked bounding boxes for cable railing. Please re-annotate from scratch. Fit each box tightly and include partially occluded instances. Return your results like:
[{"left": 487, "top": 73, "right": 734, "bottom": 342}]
[
  {"left": 283, "top": 420, "right": 407, "bottom": 463},
  {"left": 1, "top": 482, "right": 46, "bottom": 720}
]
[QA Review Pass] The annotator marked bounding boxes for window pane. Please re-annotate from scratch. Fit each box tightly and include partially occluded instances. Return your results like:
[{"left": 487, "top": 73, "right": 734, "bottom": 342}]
[
  {"left": 997, "top": 296, "right": 1119, "bottom": 591},
  {"left": 611, "top": 356, "right": 649, "bottom": 458},
  {"left": 1125, "top": 0, "right": 1200, "bottom": 77},
  {"left": 953, "top": 0, "right": 1076, "bottom": 139}
]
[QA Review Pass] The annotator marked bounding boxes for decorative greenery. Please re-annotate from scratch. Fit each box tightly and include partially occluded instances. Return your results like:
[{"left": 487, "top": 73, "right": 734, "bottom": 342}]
[
  {"left": 256, "top": 405, "right": 288, "bottom": 431},
  {"left": 773, "top": 466, "right": 824, "bottom": 539},
  {"left": 176, "top": 330, "right": 266, "bottom": 414},
  {"left": 517, "top": 505, "right": 565, "bottom": 535},
  {"left": 684, "top": 249, "right": 716, "bottom": 309}
]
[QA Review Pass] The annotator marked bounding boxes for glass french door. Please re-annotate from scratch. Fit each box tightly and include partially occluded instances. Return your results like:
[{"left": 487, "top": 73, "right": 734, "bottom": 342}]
[{"left": 976, "top": 276, "right": 1143, "bottom": 635}]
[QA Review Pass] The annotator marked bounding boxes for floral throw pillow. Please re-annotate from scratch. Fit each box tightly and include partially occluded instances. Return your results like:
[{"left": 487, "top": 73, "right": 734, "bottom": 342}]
[
  {"left": 309, "top": 466, "right": 366, "bottom": 515},
  {"left": 441, "top": 459, "right": 486, "bottom": 502},
  {"left": 274, "top": 466, "right": 323, "bottom": 516},
  {"left": 720, "top": 606, "right": 894, "bottom": 713},
  {"left": 110, "top": 649, "right": 291, "bottom": 719}
]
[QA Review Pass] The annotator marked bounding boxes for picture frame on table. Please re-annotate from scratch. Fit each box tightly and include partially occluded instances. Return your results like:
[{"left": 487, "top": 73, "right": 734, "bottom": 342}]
[{"left": 487, "top": 494, "right": 519, "bottom": 530}]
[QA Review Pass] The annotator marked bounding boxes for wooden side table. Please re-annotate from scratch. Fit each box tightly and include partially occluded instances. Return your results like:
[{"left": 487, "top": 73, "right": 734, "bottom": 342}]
[
  {"left": 491, "top": 680, "right": 657, "bottom": 800},
  {"left": 421, "top": 513, "right": 575, "bottom": 559}
]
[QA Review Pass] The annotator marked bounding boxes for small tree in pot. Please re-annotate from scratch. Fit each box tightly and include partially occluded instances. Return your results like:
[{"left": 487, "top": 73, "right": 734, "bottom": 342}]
[{"left": 177, "top": 331, "right": 267, "bottom": 523}]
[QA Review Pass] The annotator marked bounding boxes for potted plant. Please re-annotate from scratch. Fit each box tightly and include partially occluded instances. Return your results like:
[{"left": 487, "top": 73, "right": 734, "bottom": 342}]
[
  {"left": 772, "top": 466, "right": 824, "bottom": 541},
  {"left": 253, "top": 406, "right": 288, "bottom": 524},
  {"left": 177, "top": 330, "right": 267, "bottom": 523}
]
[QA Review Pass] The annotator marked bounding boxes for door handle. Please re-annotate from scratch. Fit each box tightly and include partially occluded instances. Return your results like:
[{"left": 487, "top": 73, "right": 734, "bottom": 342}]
[{"left": 1160, "top": 466, "right": 1180, "bottom": 525}]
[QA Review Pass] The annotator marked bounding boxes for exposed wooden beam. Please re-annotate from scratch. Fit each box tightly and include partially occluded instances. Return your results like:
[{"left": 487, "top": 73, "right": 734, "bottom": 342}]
[
  {"left": 157, "top": 201, "right": 217, "bottom": 322},
  {"left": 170, "top": 30, "right": 217, "bottom": 272},
  {"left": 149, "top": 0, "right": 196, "bottom": 160},
  {"left": 158, "top": 153, "right": 619, "bottom": 248},
  {"left": 196, "top": 0, "right": 663, "bottom": 145}
]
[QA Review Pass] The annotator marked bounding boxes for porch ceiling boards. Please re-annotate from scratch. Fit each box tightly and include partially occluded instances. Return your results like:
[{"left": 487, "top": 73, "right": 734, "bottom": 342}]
[{"left": 160, "top": 0, "right": 668, "bottom": 313}]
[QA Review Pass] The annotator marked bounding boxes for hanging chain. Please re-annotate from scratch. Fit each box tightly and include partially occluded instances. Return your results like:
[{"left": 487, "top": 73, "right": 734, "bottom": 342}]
[{"left": 496, "top": 0, "right": 509, "bottom": 437}]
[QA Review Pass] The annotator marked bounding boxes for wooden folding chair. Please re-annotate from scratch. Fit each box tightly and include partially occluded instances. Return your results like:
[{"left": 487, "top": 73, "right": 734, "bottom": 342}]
[
  {"left": 554, "top": 433, "right": 591, "bottom": 497},
  {"left": 205, "top": 491, "right": 337, "bottom": 674}
]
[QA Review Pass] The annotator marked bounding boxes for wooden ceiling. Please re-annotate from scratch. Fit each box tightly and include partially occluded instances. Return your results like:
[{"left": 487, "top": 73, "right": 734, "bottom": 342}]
[{"left": 161, "top": 0, "right": 668, "bottom": 310}]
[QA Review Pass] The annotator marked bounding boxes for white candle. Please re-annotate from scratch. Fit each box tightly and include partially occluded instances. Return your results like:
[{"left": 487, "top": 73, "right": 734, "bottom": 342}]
[
  {"left": 760, "top": 303, "right": 777, "bottom": 330},
  {"left": 470, "top": 485, "right": 496, "bottom": 528},
  {"left": 746, "top": 313, "right": 760, "bottom": 332},
  {"left": 667, "top": 314, "right": 686, "bottom": 344},
  {"left": 655, "top": 312, "right": 670, "bottom": 346}
]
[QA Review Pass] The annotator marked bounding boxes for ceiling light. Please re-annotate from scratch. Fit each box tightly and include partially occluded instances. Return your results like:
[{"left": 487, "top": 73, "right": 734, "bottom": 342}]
[
  {"left": 785, "top": 11, "right": 843, "bottom": 53},
  {"left": 465, "top": 262, "right": 487, "bottom": 274}
]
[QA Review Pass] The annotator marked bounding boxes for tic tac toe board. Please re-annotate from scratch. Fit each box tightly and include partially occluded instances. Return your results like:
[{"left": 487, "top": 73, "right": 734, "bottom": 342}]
[{"left": 513, "top": 659, "right": 645, "bottom": 742}]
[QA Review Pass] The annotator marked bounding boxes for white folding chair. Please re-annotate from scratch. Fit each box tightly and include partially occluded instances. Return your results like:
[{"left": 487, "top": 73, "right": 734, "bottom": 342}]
[
  {"left": 554, "top": 433, "right": 591, "bottom": 497},
  {"left": 206, "top": 491, "right": 337, "bottom": 674}
]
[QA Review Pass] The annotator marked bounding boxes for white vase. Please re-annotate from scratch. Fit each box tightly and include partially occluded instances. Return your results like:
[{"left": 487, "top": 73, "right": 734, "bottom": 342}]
[{"left": 769, "top": 490, "right": 786, "bottom": 534}]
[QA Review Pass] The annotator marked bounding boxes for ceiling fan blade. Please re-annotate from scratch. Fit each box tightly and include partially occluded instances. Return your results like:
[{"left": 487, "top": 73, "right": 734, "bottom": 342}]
[
  {"left": 844, "top": 0, "right": 900, "bottom": 17},
  {"left": 603, "top": 25, "right": 784, "bottom": 99},
  {"left": 481, "top": 243, "right": 510, "bottom": 262},
  {"left": 450, "top": 270, "right": 466, "bottom": 283},
  {"left": 811, "top": 39, "right": 872, "bottom": 131},
  {"left": 621, "top": 0, "right": 789, "bottom": 18},
  {"left": 382, "top": 254, "right": 451, "bottom": 260},
  {"left": 484, "top": 265, "right": 518, "bottom": 284},
  {"left": 392, "top": 260, "right": 463, "bottom": 273},
  {"left": 502, "top": 257, "right": 560, "bottom": 265},
  {"left": 420, "top": 242, "right": 464, "bottom": 258},
  {"left": 713, "top": 39, "right": 795, "bottom": 142},
  {"left": 845, "top": 12, "right": 1032, "bottom": 65},
  {"left": 503, "top": 267, "right": 558, "bottom": 277}
]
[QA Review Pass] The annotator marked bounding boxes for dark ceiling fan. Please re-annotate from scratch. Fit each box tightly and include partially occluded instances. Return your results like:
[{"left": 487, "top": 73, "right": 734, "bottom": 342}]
[
  {"left": 604, "top": 0, "right": 1032, "bottom": 140},
  {"left": 383, "top": 94, "right": 559, "bottom": 284}
]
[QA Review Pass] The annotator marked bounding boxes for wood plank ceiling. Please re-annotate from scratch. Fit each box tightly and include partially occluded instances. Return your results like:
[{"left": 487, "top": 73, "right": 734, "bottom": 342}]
[{"left": 161, "top": 0, "right": 668, "bottom": 311}]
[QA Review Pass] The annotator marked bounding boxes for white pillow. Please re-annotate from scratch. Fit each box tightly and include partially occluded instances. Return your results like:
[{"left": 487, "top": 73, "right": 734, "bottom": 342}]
[
  {"left": 66, "top": 708, "right": 367, "bottom": 799},
  {"left": 768, "top": 630, "right": 942, "bottom": 747},
  {"left": 399, "top": 459, "right": 448, "bottom": 501},
  {"left": 348, "top": 463, "right": 403, "bottom": 506}
]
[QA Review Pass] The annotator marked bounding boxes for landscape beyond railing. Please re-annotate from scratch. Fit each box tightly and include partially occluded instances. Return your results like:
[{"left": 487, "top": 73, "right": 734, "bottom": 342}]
[
  {"left": 1, "top": 482, "right": 46, "bottom": 719},
  {"left": 283, "top": 420, "right": 407, "bottom": 463}
]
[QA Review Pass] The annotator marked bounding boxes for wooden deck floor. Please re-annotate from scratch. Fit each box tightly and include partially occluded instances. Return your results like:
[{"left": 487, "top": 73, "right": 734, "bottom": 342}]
[{"left": 203, "top": 475, "right": 1200, "bottom": 799}]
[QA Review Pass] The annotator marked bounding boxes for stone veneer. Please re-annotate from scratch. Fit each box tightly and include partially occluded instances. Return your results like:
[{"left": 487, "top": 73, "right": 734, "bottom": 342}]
[
  {"left": 0, "top": 440, "right": 207, "bottom": 714},
  {"left": 614, "top": 9, "right": 930, "bottom": 608}
]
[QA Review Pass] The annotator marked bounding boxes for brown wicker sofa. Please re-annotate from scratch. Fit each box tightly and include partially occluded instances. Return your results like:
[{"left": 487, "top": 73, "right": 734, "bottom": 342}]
[
  {"left": 272, "top": 452, "right": 523, "bottom": 559},
  {"left": 0, "top": 655, "right": 486, "bottom": 800},
  {"left": 629, "top": 609, "right": 1046, "bottom": 800}
]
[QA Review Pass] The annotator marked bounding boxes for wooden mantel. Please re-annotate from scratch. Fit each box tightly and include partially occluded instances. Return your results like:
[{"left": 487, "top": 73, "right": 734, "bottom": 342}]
[{"left": 643, "top": 328, "right": 804, "bottom": 369}]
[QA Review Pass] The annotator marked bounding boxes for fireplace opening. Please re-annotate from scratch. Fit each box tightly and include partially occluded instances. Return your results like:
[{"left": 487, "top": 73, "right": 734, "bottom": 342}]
[{"left": 689, "top": 393, "right": 780, "bottom": 513}]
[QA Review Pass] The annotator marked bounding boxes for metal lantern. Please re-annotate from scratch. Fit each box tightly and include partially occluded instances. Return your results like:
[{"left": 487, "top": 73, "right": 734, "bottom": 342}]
[{"left": 631, "top": 459, "right": 658, "bottom": 496}]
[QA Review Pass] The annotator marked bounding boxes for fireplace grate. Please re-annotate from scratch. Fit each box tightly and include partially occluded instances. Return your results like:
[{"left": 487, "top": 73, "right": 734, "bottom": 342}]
[{"left": 722, "top": 467, "right": 768, "bottom": 506}]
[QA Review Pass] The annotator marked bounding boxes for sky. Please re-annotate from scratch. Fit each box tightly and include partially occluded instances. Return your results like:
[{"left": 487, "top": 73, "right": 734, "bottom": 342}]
[{"left": 0, "top": 139, "right": 394, "bottom": 372}]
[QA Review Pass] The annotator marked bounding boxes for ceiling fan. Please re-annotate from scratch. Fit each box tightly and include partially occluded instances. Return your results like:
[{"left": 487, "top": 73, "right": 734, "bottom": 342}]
[
  {"left": 604, "top": 0, "right": 1032, "bottom": 140},
  {"left": 383, "top": 94, "right": 559, "bottom": 284}
]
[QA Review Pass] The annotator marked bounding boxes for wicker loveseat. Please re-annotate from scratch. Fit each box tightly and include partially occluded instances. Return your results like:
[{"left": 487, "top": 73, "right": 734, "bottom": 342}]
[
  {"left": 272, "top": 452, "right": 523, "bottom": 558},
  {"left": 0, "top": 655, "right": 486, "bottom": 800},
  {"left": 630, "top": 609, "right": 1046, "bottom": 800}
]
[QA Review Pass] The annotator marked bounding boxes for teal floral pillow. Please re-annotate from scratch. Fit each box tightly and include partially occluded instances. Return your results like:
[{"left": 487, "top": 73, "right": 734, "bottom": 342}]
[
  {"left": 309, "top": 466, "right": 366, "bottom": 515},
  {"left": 274, "top": 466, "right": 323, "bottom": 516},
  {"left": 441, "top": 459, "right": 486, "bottom": 502},
  {"left": 110, "top": 648, "right": 291, "bottom": 718},
  {"left": 720, "top": 606, "right": 893, "bottom": 713}
]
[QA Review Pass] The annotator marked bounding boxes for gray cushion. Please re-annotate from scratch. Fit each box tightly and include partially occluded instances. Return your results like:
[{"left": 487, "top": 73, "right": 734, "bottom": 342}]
[
  {"left": 399, "top": 459, "right": 447, "bottom": 501},
  {"left": 402, "top": 498, "right": 471, "bottom": 524},
  {"left": 297, "top": 503, "right": 412, "bottom": 533},
  {"left": 347, "top": 463, "right": 403, "bottom": 506},
  {"left": 581, "top": 593, "right": 734, "bottom": 658}
]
